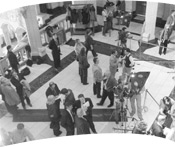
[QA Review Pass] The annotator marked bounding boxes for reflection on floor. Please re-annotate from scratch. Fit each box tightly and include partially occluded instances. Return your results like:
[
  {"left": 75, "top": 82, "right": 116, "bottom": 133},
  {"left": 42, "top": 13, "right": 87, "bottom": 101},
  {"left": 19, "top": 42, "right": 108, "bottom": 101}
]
[{"left": 1, "top": 14, "right": 175, "bottom": 141}]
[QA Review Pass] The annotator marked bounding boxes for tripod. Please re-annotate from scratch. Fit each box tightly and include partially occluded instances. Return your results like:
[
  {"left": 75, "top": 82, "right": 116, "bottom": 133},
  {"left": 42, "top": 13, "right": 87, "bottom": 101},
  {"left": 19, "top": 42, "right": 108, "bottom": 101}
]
[{"left": 112, "top": 94, "right": 137, "bottom": 133}]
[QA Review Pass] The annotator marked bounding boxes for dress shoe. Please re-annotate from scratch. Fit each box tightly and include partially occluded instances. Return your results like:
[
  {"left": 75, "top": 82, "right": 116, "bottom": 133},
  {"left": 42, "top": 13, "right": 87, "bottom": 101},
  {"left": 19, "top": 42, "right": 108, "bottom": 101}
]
[
  {"left": 97, "top": 95, "right": 102, "bottom": 98},
  {"left": 55, "top": 130, "right": 62, "bottom": 136},
  {"left": 23, "top": 106, "right": 26, "bottom": 110},
  {"left": 97, "top": 102, "right": 103, "bottom": 106},
  {"left": 83, "top": 83, "right": 89, "bottom": 85},
  {"left": 107, "top": 104, "right": 113, "bottom": 108},
  {"left": 28, "top": 103, "right": 32, "bottom": 107}
]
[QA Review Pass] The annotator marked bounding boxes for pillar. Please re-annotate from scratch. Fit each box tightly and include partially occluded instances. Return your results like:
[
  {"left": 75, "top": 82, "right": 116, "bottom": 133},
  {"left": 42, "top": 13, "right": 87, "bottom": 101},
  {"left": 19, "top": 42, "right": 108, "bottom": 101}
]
[
  {"left": 21, "top": 5, "right": 42, "bottom": 57},
  {"left": 142, "top": 2, "right": 158, "bottom": 42},
  {"left": 1, "top": 24, "right": 11, "bottom": 46}
]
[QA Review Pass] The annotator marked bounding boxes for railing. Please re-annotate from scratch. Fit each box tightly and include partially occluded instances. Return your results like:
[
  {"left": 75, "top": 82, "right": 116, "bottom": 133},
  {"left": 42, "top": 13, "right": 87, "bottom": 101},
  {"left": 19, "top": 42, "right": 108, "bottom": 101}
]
[{"left": 39, "top": 15, "right": 70, "bottom": 45}]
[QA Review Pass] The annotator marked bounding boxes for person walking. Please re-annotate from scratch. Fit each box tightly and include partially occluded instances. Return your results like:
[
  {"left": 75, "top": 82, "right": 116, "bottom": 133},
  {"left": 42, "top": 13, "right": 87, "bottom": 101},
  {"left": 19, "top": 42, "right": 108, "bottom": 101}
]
[{"left": 97, "top": 70, "right": 117, "bottom": 107}]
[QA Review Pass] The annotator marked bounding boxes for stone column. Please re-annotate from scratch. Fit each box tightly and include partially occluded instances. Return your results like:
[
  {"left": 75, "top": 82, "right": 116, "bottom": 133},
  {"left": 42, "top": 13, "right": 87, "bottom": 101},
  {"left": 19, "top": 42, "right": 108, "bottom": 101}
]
[
  {"left": 142, "top": 2, "right": 158, "bottom": 42},
  {"left": 1, "top": 24, "right": 11, "bottom": 46},
  {"left": 21, "top": 5, "right": 42, "bottom": 57}
]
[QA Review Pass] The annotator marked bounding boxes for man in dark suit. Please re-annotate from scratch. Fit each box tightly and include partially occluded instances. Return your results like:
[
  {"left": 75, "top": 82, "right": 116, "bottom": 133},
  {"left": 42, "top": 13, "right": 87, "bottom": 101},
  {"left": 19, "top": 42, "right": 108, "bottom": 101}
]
[
  {"left": 85, "top": 29, "right": 97, "bottom": 57},
  {"left": 45, "top": 82, "right": 62, "bottom": 135},
  {"left": 75, "top": 108, "right": 90, "bottom": 135},
  {"left": 7, "top": 45, "right": 19, "bottom": 73},
  {"left": 61, "top": 88, "right": 75, "bottom": 107},
  {"left": 151, "top": 115, "right": 166, "bottom": 138},
  {"left": 49, "top": 33, "right": 61, "bottom": 72},
  {"left": 97, "top": 70, "right": 118, "bottom": 107},
  {"left": 61, "top": 102, "right": 75, "bottom": 136},
  {"left": 11, "top": 70, "right": 32, "bottom": 109},
  {"left": 46, "top": 82, "right": 60, "bottom": 98},
  {"left": 74, "top": 94, "right": 97, "bottom": 133}
]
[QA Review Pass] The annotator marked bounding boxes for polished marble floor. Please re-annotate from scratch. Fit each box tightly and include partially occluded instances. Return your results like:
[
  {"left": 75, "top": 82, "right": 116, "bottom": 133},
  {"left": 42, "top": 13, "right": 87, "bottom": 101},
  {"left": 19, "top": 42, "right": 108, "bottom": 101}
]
[{"left": 0, "top": 14, "right": 175, "bottom": 141}]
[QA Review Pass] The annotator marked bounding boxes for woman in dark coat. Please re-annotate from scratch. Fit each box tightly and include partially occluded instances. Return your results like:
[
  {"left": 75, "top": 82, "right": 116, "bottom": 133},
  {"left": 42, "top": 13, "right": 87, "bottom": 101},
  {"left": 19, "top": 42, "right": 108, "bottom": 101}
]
[
  {"left": 49, "top": 33, "right": 61, "bottom": 71},
  {"left": 79, "top": 48, "right": 89, "bottom": 85}
]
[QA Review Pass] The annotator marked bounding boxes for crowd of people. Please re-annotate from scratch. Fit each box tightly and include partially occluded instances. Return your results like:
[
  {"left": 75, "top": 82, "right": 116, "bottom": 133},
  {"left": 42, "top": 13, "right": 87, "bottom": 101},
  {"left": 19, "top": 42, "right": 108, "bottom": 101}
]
[{"left": 1, "top": 1, "right": 175, "bottom": 144}]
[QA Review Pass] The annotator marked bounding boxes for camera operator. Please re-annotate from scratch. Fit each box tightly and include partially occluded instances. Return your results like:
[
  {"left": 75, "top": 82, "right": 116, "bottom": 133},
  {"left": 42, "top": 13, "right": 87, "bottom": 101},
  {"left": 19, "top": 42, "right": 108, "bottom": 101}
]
[{"left": 122, "top": 48, "right": 134, "bottom": 83}]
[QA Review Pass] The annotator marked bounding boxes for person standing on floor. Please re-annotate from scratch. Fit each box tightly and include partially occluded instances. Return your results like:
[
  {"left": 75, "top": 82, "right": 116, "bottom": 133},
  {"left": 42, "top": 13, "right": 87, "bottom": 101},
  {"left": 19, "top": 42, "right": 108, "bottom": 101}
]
[
  {"left": 84, "top": 29, "right": 97, "bottom": 57},
  {"left": 74, "top": 94, "right": 97, "bottom": 134},
  {"left": 109, "top": 49, "right": 119, "bottom": 78},
  {"left": 11, "top": 70, "right": 32, "bottom": 109},
  {"left": 122, "top": 48, "right": 134, "bottom": 83},
  {"left": 79, "top": 48, "right": 90, "bottom": 85},
  {"left": 9, "top": 123, "right": 35, "bottom": 144},
  {"left": 128, "top": 78, "right": 144, "bottom": 121},
  {"left": 7, "top": 45, "right": 19, "bottom": 74},
  {"left": 61, "top": 102, "right": 75, "bottom": 136},
  {"left": 46, "top": 95, "right": 62, "bottom": 136},
  {"left": 159, "top": 26, "right": 169, "bottom": 55},
  {"left": 0, "top": 76, "right": 20, "bottom": 118},
  {"left": 102, "top": 5, "right": 108, "bottom": 36},
  {"left": 75, "top": 108, "right": 91, "bottom": 135},
  {"left": 49, "top": 33, "right": 62, "bottom": 72},
  {"left": 46, "top": 82, "right": 60, "bottom": 99},
  {"left": 92, "top": 57, "right": 103, "bottom": 98},
  {"left": 97, "top": 70, "right": 118, "bottom": 108},
  {"left": 74, "top": 39, "right": 86, "bottom": 61},
  {"left": 60, "top": 88, "right": 76, "bottom": 107}
]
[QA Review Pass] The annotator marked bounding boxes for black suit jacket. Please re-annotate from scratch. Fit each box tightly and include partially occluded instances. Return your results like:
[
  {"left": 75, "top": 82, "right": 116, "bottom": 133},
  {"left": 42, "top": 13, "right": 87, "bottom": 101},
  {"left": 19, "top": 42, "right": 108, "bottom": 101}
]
[
  {"left": 49, "top": 38, "right": 61, "bottom": 54},
  {"left": 151, "top": 121, "right": 166, "bottom": 138},
  {"left": 75, "top": 116, "right": 90, "bottom": 135},
  {"left": 73, "top": 98, "right": 93, "bottom": 117},
  {"left": 45, "top": 84, "right": 60, "bottom": 98},
  {"left": 7, "top": 51, "right": 19, "bottom": 68},
  {"left": 61, "top": 109, "right": 74, "bottom": 131}
]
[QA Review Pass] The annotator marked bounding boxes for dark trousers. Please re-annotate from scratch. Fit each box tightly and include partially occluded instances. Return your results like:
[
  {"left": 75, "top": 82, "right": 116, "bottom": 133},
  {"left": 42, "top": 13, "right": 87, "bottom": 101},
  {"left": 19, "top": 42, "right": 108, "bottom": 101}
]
[
  {"left": 17, "top": 91, "right": 25, "bottom": 108},
  {"left": 80, "top": 68, "right": 88, "bottom": 84},
  {"left": 86, "top": 49, "right": 97, "bottom": 57},
  {"left": 93, "top": 82, "right": 101, "bottom": 97},
  {"left": 159, "top": 40, "right": 168, "bottom": 55},
  {"left": 12, "top": 65, "right": 19, "bottom": 74},
  {"left": 24, "top": 96, "right": 31, "bottom": 105},
  {"left": 103, "top": 21, "right": 107, "bottom": 35},
  {"left": 100, "top": 88, "right": 114, "bottom": 105},
  {"left": 84, "top": 115, "right": 96, "bottom": 133},
  {"left": 66, "top": 128, "right": 74, "bottom": 136}
]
